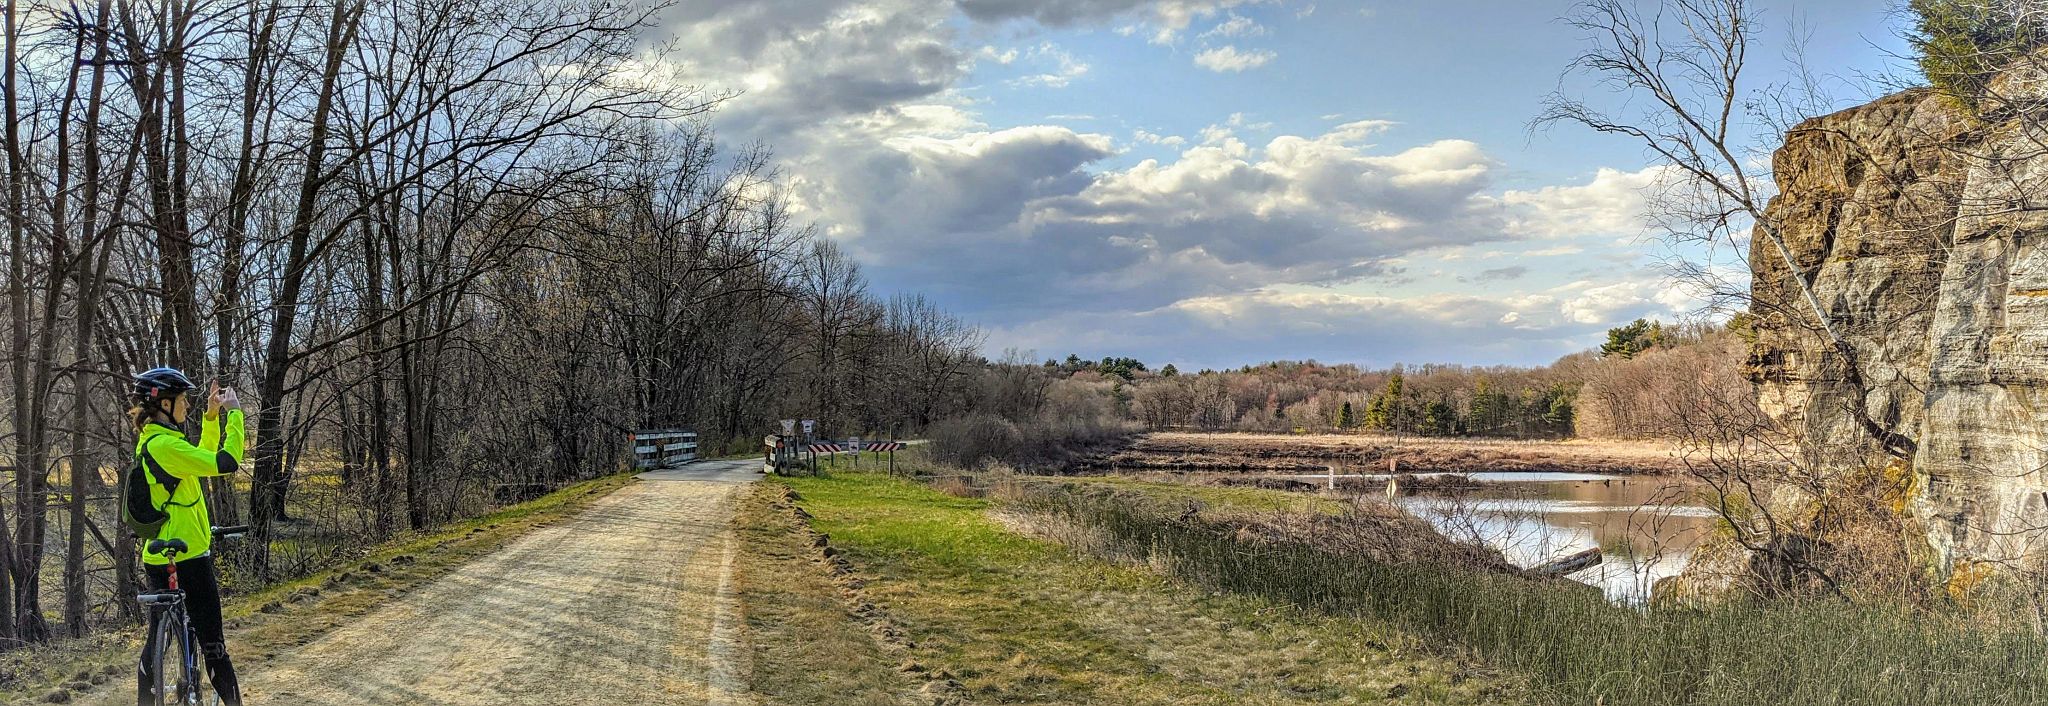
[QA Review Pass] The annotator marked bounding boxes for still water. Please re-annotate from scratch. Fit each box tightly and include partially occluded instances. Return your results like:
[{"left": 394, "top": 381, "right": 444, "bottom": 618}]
[{"left": 1292, "top": 472, "right": 1717, "bottom": 604}]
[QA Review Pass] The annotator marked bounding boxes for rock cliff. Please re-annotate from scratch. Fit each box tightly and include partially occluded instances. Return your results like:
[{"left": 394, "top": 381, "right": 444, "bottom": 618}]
[{"left": 1749, "top": 76, "right": 2048, "bottom": 579}]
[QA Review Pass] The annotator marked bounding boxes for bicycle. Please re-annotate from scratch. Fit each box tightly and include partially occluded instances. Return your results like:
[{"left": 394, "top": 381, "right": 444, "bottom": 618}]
[{"left": 136, "top": 525, "right": 246, "bottom": 706}]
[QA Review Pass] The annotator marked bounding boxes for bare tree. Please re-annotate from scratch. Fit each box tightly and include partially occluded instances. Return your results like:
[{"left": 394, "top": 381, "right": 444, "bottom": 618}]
[{"left": 1538, "top": 0, "right": 1916, "bottom": 460}]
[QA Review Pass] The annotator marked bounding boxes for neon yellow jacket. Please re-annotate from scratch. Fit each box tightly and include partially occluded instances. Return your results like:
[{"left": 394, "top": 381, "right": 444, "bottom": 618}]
[{"left": 137, "top": 409, "right": 245, "bottom": 565}]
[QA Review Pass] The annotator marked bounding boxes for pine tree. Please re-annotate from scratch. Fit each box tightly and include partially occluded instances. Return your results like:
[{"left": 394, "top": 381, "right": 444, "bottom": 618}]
[{"left": 1364, "top": 371, "right": 1404, "bottom": 430}]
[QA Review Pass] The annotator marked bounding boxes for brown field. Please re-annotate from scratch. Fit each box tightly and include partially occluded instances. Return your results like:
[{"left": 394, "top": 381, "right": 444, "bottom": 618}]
[{"left": 1076, "top": 431, "right": 1687, "bottom": 476}]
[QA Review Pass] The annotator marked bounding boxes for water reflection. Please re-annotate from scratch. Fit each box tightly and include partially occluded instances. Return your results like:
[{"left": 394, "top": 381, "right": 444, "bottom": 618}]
[{"left": 1333, "top": 474, "right": 1713, "bottom": 604}]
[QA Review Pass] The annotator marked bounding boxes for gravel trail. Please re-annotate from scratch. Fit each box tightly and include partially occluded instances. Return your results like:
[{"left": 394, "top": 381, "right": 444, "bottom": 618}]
[{"left": 210, "top": 461, "right": 757, "bottom": 705}]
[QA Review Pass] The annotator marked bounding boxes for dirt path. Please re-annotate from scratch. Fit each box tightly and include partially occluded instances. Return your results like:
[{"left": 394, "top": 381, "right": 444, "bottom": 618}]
[{"left": 137, "top": 463, "right": 759, "bottom": 705}]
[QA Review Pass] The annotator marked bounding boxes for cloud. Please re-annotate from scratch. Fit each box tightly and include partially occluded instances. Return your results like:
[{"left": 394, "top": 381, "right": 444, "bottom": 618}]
[
  {"left": 662, "top": 0, "right": 968, "bottom": 139},
  {"left": 1474, "top": 266, "right": 1528, "bottom": 282},
  {"left": 976, "top": 45, "right": 1019, "bottom": 64},
  {"left": 654, "top": 0, "right": 1685, "bottom": 369},
  {"left": 1134, "top": 129, "right": 1188, "bottom": 147},
  {"left": 1202, "top": 13, "right": 1266, "bottom": 37},
  {"left": 1499, "top": 165, "right": 1672, "bottom": 238},
  {"left": 1194, "top": 45, "right": 1277, "bottom": 72},
  {"left": 1226, "top": 112, "right": 1275, "bottom": 130},
  {"left": 1557, "top": 278, "right": 1684, "bottom": 325},
  {"left": 985, "top": 281, "right": 1685, "bottom": 368},
  {"left": 952, "top": 0, "right": 1276, "bottom": 43},
  {"left": 1008, "top": 42, "right": 1091, "bottom": 87},
  {"left": 802, "top": 118, "right": 1520, "bottom": 322}
]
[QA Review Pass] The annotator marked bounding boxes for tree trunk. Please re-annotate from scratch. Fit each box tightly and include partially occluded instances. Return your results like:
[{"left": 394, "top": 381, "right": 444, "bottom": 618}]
[
  {"left": 62, "top": 0, "right": 115, "bottom": 637},
  {"left": 249, "top": 0, "right": 362, "bottom": 576}
]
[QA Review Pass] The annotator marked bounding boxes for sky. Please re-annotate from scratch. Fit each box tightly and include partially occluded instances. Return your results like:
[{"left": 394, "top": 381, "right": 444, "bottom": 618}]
[{"left": 652, "top": 0, "right": 1916, "bottom": 371}]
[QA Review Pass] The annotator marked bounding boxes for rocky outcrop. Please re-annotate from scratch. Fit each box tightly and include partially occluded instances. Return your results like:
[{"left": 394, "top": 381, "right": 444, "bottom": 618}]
[{"left": 1749, "top": 76, "right": 2048, "bottom": 578}]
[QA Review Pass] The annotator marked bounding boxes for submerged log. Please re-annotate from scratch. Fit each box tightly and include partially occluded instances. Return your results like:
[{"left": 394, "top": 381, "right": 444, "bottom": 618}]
[{"left": 1530, "top": 547, "right": 1603, "bottom": 577}]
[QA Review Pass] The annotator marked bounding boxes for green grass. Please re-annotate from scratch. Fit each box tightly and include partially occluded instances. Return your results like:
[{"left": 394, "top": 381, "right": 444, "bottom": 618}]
[
  {"left": 732, "top": 484, "right": 916, "bottom": 706},
  {"left": 1016, "top": 487, "right": 2048, "bottom": 706},
  {"left": 775, "top": 471, "right": 1513, "bottom": 705}
]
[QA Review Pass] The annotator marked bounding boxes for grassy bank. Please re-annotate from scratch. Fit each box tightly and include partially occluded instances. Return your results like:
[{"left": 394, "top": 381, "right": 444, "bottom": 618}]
[
  {"left": 0, "top": 471, "right": 642, "bottom": 705},
  {"left": 1014, "top": 486, "right": 2048, "bottom": 706},
  {"left": 766, "top": 470, "right": 1514, "bottom": 705},
  {"left": 732, "top": 483, "right": 916, "bottom": 705}
]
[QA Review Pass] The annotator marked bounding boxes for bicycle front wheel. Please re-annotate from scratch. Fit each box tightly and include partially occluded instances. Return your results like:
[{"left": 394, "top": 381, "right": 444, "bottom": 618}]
[{"left": 152, "top": 610, "right": 199, "bottom": 706}]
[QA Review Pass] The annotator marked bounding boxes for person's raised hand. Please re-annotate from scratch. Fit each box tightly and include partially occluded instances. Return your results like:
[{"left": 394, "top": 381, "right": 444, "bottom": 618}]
[
  {"left": 219, "top": 386, "right": 241, "bottom": 412},
  {"left": 207, "top": 380, "right": 223, "bottom": 417}
]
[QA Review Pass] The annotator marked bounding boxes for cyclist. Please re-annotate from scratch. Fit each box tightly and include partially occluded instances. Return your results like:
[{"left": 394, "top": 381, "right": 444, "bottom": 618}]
[{"left": 130, "top": 367, "right": 245, "bottom": 706}]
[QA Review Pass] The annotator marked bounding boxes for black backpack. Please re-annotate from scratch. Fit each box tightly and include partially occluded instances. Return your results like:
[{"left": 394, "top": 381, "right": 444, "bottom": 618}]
[{"left": 119, "top": 437, "right": 180, "bottom": 540}]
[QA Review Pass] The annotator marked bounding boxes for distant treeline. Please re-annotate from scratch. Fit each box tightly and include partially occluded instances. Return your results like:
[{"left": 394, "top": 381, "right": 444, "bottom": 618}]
[{"left": 1024, "top": 318, "right": 1749, "bottom": 440}]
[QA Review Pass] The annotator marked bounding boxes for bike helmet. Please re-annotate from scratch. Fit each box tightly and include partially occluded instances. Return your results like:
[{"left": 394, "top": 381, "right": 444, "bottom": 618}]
[{"left": 133, "top": 367, "right": 197, "bottom": 402}]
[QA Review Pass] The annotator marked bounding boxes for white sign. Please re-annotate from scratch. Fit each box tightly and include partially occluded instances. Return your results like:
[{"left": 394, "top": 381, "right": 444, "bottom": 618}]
[
  {"left": 780, "top": 419, "right": 796, "bottom": 436},
  {"left": 848, "top": 436, "right": 861, "bottom": 450},
  {"left": 802, "top": 419, "right": 815, "bottom": 435}
]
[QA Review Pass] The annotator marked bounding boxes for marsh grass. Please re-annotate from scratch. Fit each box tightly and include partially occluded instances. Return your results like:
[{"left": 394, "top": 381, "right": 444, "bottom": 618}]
[{"left": 1015, "top": 487, "right": 2048, "bottom": 706}]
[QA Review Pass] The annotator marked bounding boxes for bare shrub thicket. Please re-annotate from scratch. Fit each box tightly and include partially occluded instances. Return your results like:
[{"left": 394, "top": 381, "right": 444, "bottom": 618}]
[
  {"left": 1575, "top": 332, "right": 1754, "bottom": 439},
  {"left": 927, "top": 364, "right": 1138, "bottom": 471},
  {"left": 1111, "top": 359, "right": 1586, "bottom": 439}
]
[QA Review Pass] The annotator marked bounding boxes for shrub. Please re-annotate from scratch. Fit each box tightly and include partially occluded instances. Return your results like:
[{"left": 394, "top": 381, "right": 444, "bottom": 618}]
[
  {"left": 926, "top": 412, "right": 1138, "bottom": 471},
  {"left": 926, "top": 413, "right": 1025, "bottom": 469}
]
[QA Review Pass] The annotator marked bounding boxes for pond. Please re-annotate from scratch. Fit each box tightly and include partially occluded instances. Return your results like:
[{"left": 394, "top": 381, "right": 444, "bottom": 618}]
[{"left": 1289, "top": 471, "right": 1717, "bottom": 604}]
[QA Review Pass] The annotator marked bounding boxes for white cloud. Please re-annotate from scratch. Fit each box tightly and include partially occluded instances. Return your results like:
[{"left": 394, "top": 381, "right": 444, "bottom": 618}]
[
  {"left": 1134, "top": 129, "right": 1188, "bottom": 147},
  {"left": 1202, "top": 13, "right": 1266, "bottom": 37},
  {"left": 1556, "top": 278, "right": 1687, "bottom": 325},
  {"left": 984, "top": 279, "right": 1681, "bottom": 369},
  {"left": 977, "top": 45, "right": 1019, "bottom": 64},
  {"left": 1194, "top": 45, "right": 1277, "bottom": 72},
  {"left": 1009, "top": 42, "right": 1091, "bottom": 87},
  {"left": 1226, "top": 112, "right": 1275, "bottom": 130},
  {"left": 1499, "top": 165, "right": 1672, "bottom": 238}
]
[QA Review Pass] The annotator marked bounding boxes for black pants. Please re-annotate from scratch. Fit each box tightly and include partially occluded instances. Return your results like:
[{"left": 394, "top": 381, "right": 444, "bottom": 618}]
[{"left": 139, "top": 555, "right": 241, "bottom": 706}]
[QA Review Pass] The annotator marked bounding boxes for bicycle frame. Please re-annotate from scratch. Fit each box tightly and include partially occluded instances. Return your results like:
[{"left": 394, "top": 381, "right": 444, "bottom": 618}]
[
  {"left": 139, "top": 554, "right": 202, "bottom": 706},
  {"left": 137, "top": 524, "right": 245, "bottom": 706}
]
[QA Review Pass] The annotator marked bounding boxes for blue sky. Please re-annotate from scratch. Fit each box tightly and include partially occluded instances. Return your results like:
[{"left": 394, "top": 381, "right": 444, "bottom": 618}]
[{"left": 658, "top": 0, "right": 1915, "bottom": 371}]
